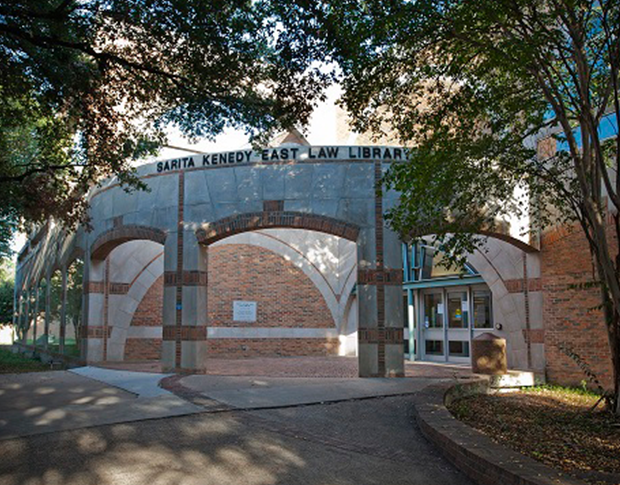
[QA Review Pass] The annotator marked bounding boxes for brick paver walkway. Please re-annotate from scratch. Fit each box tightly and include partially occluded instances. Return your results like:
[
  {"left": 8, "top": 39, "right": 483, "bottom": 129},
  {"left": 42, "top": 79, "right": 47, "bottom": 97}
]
[{"left": 98, "top": 356, "right": 474, "bottom": 379}]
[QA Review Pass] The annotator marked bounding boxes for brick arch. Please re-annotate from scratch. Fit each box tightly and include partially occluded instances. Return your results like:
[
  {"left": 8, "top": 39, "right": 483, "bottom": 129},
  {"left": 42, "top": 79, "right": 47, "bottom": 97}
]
[
  {"left": 196, "top": 211, "right": 360, "bottom": 246},
  {"left": 91, "top": 225, "right": 167, "bottom": 260}
]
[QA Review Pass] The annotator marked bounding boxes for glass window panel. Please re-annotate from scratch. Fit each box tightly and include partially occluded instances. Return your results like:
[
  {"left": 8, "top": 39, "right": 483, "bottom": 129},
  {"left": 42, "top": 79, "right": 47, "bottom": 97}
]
[
  {"left": 425, "top": 340, "right": 443, "bottom": 355},
  {"left": 403, "top": 291, "right": 409, "bottom": 328},
  {"left": 473, "top": 290, "right": 492, "bottom": 328},
  {"left": 449, "top": 341, "right": 470, "bottom": 357},
  {"left": 430, "top": 254, "right": 465, "bottom": 278},
  {"left": 421, "top": 247, "right": 434, "bottom": 279},
  {"left": 447, "top": 292, "right": 468, "bottom": 328},
  {"left": 423, "top": 293, "right": 443, "bottom": 328}
]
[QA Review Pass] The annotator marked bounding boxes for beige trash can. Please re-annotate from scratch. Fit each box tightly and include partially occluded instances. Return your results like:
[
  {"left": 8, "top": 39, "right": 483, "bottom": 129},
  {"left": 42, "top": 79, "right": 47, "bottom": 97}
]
[{"left": 471, "top": 332, "right": 507, "bottom": 375}]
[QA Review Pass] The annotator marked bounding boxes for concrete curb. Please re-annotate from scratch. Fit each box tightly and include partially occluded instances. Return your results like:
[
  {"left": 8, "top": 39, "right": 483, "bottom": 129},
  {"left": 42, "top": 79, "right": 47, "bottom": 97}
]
[{"left": 412, "top": 379, "right": 587, "bottom": 485}]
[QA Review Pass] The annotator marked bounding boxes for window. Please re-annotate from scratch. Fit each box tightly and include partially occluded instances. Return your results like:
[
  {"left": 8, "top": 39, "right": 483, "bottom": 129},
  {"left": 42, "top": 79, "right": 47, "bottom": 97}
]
[
  {"left": 473, "top": 290, "right": 492, "bottom": 328},
  {"left": 449, "top": 341, "right": 470, "bottom": 357},
  {"left": 403, "top": 242, "right": 478, "bottom": 282},
  {"left": 423, "top": 293, "right": 443, "bottom": 328},
  {"left": 447, "top": 292, "right": 468, "bottom": 329},
  {"left": 425, "top": 340, "right": 444, "bottom": 356}
]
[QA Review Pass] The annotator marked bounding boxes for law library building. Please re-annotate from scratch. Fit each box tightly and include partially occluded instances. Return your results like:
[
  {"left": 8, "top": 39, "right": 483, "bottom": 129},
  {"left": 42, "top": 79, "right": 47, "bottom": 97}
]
[{"left": 11, "top": 129, "right": 617, "bottom": 388}]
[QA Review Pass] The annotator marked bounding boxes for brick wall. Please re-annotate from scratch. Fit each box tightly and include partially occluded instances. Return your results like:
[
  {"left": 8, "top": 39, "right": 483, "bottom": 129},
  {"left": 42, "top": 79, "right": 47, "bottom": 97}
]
[
  {"left": 207, "top": 338, "right": 339, "bottom": 357},
  {"left": 207, "top": 244, "right": 338, "bottom": 357},
  {"left": 123, "top": 245, "right": 339, "bottom": 360},
  {"left": 124, "top": 275, "right": 163, "bottom": 360},
  {"left": 124, "top": 338, "right": 162, "bottom": 361},
  {"left": 208, "top": 244, "right": 334, "bottom": 329},
  {"left": 130, "top": 275, "right": 163, "bottom": 326},
  {"left": 541, "top": 223, "right": 615, "bottom": 389}
]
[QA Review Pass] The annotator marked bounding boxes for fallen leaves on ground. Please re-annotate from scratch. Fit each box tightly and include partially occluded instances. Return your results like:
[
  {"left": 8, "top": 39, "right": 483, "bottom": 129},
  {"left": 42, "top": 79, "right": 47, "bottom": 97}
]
[{"left": 447, "top": 387, "right": 620, "bottom": 485}]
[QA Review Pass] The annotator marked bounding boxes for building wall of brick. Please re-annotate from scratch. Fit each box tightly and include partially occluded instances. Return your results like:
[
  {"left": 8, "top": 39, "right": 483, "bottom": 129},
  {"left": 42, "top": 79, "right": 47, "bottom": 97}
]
[
  {"left": 122, "top": 244, "right": 339, "bottom": 360},
  {"left": 124, "top": 275, "right": 163, "bottom": 360},
  {"left": 208, "top": 244, "right": 335, "bottom": 329},
  {"left": 207, "top": 338, "right": 339, "bottom": 357},
  {"left": 541, "top": 223, "right": 615, "bottom": 389},
  {"left": 207, "top": 244, "right": 338, "bottom": 357},
  {"left": 129, "top": 275, "right": 163, "bottom": 326},
  {"left": 124, "top": 338, "right": 162, "bottom": 361}
]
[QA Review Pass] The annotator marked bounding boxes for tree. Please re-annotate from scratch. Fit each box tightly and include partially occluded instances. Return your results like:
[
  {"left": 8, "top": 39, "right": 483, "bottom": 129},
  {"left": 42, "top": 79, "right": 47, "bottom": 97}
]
[
  {"left": 277, "top": 0, "right": 620, "bottom": 411},
  {"left": 0, "top": 260, "right": 14, "bottom": 326},
  {"left": 0, "top": 0, "right": 329, "bottom": 259}
]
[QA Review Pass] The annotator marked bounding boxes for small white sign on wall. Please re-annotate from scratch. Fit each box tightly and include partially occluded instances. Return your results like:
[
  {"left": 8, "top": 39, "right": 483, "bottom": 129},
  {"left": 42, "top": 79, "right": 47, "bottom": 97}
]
[{"left": 233, "top": 301, "right": 257, "bottom": 322}]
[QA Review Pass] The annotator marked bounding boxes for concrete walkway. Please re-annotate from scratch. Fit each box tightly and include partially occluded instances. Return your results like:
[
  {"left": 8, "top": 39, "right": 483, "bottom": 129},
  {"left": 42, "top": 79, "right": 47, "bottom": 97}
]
[
  {"left": 0, "top": 368, "right": 201, "bottom": 440},
  {"left": 0, "top": 394, "right": 473, "bottom": 485},
  {"left": 176, "top": 375, "right": 443, "bottom": 409}
]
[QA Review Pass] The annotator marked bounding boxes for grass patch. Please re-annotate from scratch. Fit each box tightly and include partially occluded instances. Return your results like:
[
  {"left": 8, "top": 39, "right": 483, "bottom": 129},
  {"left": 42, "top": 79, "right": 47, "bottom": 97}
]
[
  {"left": 0, "top": 347, "right": 51, "bottom": 374},
  {"left": 447, "top": 386, "right": 620, "bottom": 485}
]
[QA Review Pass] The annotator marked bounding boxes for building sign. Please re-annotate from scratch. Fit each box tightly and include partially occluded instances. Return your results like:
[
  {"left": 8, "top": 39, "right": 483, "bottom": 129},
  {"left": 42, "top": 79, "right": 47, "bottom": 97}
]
[
  {"left": 155, "top": 145, "right": 410, "bottom": 173},
  {"left": 233, "top": 301, "right": 257, "bottom": 322}
]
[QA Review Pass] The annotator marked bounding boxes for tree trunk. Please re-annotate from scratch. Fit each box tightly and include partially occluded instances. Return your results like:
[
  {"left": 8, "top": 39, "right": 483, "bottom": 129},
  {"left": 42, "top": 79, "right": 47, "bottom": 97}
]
[{"left": 600, "top": 281, "right": 620, "bottom": 414}]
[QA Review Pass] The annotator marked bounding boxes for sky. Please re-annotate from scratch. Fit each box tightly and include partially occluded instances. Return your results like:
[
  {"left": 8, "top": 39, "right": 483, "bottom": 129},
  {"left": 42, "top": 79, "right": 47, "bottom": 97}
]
[{"left": 156, "top": 84, "right": 343, "bottom": 161}]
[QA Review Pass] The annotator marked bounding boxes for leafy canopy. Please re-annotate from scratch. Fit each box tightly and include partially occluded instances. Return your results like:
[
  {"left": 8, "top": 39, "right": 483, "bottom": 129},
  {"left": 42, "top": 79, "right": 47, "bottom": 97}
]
[
  {"left": 279, "top": 0, "right": 620, "bottom": 409},
  {"left": 0, "top": 0, "right": 330, "bottom": 259},
  {"left": 279, "top": 0, "right": 619, "bottom": 259}
]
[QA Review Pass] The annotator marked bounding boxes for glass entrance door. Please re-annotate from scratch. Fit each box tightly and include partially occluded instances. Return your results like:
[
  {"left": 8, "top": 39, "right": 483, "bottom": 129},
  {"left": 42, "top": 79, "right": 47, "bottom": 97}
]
[
  {"left": 421, "top": 291, "right": 444, "bottom": 362},
  {"left": 446, "top": 291, "right": 470, "bottom": 364},
  {"left": 418, "top": 287, "right": 487, "bottom": 364}
]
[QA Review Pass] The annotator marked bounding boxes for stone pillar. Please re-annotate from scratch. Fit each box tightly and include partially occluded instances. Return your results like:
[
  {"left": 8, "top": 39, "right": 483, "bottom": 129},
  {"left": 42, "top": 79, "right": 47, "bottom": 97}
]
[
  {"left": 180, "top": 235, "right": 208, "bottom": 371},
  {"left": 382, "top": 227, "right": 405, "bottom": 375},
  {"left": 22, "top": 289, "right": 30, "bottom": 344},
  {"left": 44, "top": 271, "right": 51, "bottom": 349},
  {"left": 162, "top": 233, "right": 209, "bottom": 372},
  {"left": 59, "top": 266, "right": 68, "bottom": 354},
  {"left": 356, "top": 161, "right": 404, "bottom": 377},
  {"left": 162, "top": 231, "right": 179, "bottom": 371},
  {"left": 32, "top": 284, "right": 40, "bottom": 347},
  {"left": 83, "top": 257, "right": 106, "bottom": 362}
]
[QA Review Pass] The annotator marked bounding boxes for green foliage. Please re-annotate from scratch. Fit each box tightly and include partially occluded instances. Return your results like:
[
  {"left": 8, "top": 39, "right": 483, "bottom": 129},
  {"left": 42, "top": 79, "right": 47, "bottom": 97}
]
[
  {"left": 0, "top": 347, "right": 49, "bottom": 373},
  {"left": 279, "top": 0, "right": 620, "bottom": 411},
  {"left": 0, "top": 260, "right": 14, "bottom": 326},
  {"left": 558, "top": 342, "right": 616, "bottom": 410},
  {"left": 281, "top": 0, "right": 619, "bottom": 259},
  {"left": 0, "top": 0, "right": 329, "bottom": 259}
]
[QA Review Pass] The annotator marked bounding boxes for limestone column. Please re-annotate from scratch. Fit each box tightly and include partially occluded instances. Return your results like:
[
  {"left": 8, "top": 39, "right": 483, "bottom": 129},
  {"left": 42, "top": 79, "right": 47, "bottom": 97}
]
[
  {"left": 32, "top": 284, "right": 40, "bottom": 347},
  {"left": 180, "top": 234, "right": 208, "bottom": 371},
  {"left": 356, "top": 161, "right": 404, "bottom": 377},
  {"left": 382, "top": 227, "right": 405, "bottom": 375},
  {"left": 162, "top": 231, "right": 209, "bottom": 372},
  {"left": 22, "top": 289, "right": 30, "bottom": 345},
  {"left": 162, "top": 170, "right": 209, "bottom": 373},
  {"left": 162, "top": 231, "right": 179, "bottom": 371},
  {"left": 44, "top": 271, "right": 51, "bottom": 349},
  {"left": 83, "top": 256, "right": 106, "bottom": 362},
  {"left": 59, "top": 266, "right": 68, "bottom": 354}
]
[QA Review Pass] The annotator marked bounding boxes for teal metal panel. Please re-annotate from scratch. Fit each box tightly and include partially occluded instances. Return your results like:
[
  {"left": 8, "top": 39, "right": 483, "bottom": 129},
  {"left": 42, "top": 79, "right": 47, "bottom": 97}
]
[{"left": 403, "top": 275, "right": 485, "bottom": 290}]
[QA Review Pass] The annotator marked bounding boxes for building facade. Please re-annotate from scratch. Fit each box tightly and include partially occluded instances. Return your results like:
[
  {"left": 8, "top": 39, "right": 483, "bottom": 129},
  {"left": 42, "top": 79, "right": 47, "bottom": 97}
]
[{"left": 12, "top": 134, "right": 617, "bottom": 387}]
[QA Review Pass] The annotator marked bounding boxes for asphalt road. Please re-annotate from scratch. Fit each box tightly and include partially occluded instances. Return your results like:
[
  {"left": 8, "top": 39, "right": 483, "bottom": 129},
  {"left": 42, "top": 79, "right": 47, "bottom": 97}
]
[{"left": 0, "top": 394, "right": 472, "bottom": 485}]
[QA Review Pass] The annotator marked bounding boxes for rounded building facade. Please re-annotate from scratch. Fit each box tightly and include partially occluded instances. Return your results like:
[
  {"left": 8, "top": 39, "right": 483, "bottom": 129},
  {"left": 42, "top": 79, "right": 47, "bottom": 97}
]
[{"left": 14, "top": 139, "right": 548, "bottom": 378}]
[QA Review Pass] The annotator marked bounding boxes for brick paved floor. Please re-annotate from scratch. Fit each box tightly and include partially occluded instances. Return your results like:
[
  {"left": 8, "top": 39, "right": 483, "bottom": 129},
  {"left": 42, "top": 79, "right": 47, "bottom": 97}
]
[{"left": 97, "top": 356, "right": 475, "bottom": 379}]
